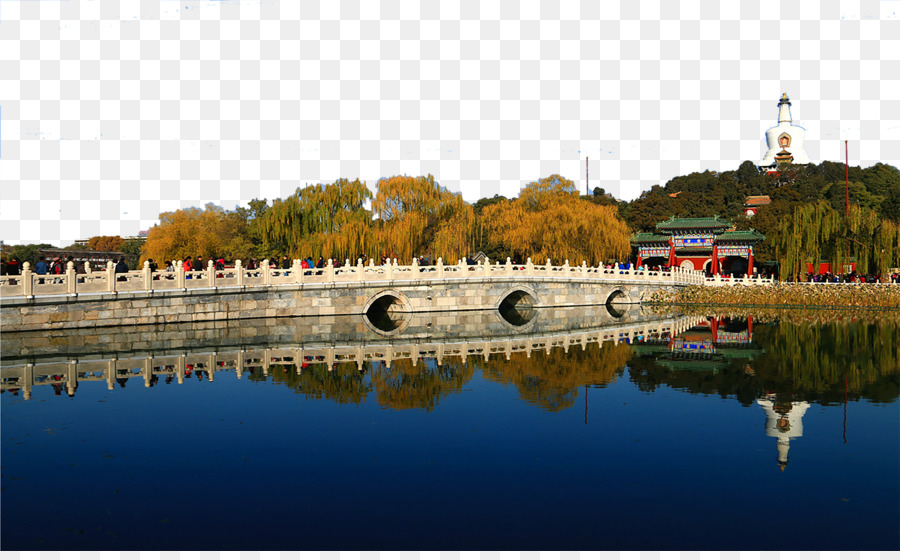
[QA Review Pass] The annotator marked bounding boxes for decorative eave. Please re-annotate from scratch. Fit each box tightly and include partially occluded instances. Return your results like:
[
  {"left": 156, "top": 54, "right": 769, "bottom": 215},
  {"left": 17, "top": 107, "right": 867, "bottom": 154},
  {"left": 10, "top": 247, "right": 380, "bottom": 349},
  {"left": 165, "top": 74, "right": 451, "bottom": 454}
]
[{"left": 630, "top": 232, "right": 671, "bottom": 246}]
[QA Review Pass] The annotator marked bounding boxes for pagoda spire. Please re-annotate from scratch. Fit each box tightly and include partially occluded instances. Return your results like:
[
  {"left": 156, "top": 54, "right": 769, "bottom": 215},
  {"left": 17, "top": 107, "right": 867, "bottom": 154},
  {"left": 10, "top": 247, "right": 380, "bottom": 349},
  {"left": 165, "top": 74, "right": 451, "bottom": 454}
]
[{"left": 777, "top": 93, "right": 792, "bottom": 124}]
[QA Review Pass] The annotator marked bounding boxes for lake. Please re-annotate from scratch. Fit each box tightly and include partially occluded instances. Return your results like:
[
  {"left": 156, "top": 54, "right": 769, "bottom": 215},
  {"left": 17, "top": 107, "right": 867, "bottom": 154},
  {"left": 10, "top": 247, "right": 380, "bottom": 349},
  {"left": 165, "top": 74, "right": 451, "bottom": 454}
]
[{"left": 2, "top": 306, "right": 898, "bottom": 551}]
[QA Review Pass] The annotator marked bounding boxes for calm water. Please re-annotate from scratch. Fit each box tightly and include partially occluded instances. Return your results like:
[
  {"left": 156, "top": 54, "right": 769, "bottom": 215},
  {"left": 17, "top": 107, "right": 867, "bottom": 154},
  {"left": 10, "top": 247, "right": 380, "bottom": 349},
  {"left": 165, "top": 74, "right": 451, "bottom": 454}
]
[{"left": 2, "top": 308, "right": 898, "bottom": 551}]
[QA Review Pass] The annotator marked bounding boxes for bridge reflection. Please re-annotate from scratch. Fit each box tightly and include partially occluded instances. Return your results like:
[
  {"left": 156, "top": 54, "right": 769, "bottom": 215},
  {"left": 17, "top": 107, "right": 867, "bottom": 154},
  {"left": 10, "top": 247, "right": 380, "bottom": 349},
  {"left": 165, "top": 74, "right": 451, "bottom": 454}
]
[{"left": 1, "top": 307, "right": 703, "bottom": 404}]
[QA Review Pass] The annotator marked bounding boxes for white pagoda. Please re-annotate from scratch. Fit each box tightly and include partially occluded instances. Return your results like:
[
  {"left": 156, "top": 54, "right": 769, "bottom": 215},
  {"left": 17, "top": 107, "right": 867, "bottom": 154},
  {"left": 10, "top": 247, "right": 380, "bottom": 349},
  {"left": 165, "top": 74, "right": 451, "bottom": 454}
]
[{"left": 759, "top": 93, "right": 812, "bottom": 170}]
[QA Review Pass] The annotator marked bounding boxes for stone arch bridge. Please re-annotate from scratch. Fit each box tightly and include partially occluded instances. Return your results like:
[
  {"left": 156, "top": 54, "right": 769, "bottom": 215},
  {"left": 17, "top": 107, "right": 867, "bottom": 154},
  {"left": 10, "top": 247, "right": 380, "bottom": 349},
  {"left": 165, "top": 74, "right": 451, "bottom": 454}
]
[{"left": 0, "top": 258, "right": 708, "bottom": 332}]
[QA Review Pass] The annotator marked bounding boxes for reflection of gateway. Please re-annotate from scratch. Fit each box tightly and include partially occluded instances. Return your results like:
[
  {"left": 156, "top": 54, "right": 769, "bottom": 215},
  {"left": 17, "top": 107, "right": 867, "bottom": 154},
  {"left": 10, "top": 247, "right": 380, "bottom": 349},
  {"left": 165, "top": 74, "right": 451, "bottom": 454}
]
[
  {"left": 633, "top": 316, "right": 761, "bottom": 369},
  {"left": 757, "top": 395, "right": 810, "bottom": 471}
]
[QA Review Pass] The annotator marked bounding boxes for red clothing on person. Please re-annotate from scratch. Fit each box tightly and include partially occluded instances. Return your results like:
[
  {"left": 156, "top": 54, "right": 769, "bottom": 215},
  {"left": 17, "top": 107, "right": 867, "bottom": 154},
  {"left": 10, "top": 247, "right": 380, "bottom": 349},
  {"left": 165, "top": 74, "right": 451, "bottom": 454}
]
[{"left": 183, "top": 260, "right": 193, "bottom": 272}]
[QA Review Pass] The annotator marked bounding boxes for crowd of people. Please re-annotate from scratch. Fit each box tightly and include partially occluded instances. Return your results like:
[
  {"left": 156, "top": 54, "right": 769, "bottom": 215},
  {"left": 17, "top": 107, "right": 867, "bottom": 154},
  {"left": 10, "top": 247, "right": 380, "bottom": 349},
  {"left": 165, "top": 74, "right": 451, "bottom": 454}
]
[{"left": 2, "top": 254, "right": 900, "bottom": 284}]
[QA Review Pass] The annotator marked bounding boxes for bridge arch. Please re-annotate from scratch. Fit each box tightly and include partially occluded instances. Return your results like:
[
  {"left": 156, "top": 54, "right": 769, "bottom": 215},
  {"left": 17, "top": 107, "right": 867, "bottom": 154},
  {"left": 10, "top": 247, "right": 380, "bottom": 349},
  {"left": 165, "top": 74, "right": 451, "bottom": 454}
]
[
  {"left": 496, "top": 285, "right": 538, "bottom": 327},
  {"left": 605, "top": 287, "right": 632, "bottom": 318},
  {"left": 362, "top": 290, "right": 412, "bottom": 335}
]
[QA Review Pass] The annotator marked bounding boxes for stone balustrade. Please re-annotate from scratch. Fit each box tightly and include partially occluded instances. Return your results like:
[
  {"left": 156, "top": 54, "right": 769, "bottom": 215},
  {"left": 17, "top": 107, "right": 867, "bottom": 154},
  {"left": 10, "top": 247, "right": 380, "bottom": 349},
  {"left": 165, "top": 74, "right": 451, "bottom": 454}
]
[
  {"left": 0, "top": 257, "right": 707, "bottom": 299},
  {"left": 703, "top": 274, "right": 777, "bottom": 286}
]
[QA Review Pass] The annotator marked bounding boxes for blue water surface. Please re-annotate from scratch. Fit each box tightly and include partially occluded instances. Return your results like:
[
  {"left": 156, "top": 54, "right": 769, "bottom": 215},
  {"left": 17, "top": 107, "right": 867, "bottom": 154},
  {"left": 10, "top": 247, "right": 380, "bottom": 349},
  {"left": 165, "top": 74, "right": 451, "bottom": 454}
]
[{"left": 2, "top": 319, "right": 898, "bottom": 551}]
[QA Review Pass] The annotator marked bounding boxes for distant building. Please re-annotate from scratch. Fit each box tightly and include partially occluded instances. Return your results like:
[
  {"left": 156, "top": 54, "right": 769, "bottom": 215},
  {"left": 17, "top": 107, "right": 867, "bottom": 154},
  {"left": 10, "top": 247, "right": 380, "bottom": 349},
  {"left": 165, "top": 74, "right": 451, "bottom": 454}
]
[
  {"left": 631, "top": 216, "right": 765, "bottom": 275},
  {"left": 744, "top": 195, "right": 771, "bottom": 217},
  {"left": 759, "top": 93, "right": 812, "bottom": 172},
  {"left": 73, "top": 233, "right": 148, "bottom": 247}
]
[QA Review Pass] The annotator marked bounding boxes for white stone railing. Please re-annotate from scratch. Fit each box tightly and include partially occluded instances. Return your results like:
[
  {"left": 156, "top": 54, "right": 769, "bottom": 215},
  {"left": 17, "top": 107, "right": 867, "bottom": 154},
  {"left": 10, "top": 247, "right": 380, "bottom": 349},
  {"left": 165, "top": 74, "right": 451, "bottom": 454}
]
[
  {"left": 703, "top": 274, "right": 777, "bottom": 286},
  {"left": 0, "top": 257, "right": 708, "bottom": 299}
]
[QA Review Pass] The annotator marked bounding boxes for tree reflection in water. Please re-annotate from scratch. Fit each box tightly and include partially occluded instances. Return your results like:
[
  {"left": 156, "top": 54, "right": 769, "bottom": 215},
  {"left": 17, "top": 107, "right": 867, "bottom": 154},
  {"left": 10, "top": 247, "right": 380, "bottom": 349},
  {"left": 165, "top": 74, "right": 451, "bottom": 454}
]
[
  {"left": 481, "top": 342, "right": 632, "bottom": 411},
  {"left": 628, "top": 316, "right": 899, "bottom": 405}
]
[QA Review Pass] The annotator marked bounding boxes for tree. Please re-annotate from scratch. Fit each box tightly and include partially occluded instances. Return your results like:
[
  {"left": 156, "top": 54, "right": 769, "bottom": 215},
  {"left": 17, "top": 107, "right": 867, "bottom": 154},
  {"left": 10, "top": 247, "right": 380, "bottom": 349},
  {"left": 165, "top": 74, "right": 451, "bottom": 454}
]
[
  {"left": 141, "top": 203, "right": 252, "bottom": 264},
  {"left": 257, "top": 179, "right": 374, "bottom": 261},
  {"left": 773, "top": 201, "right": 900, "bottom": 279},
  {"left": 480, "top": 175, "right": 631, "bottom": 265},
  {"left": 87, "top": 236, "right": 125, "bottom": 252},
  {"left": 372, "top": 175, "right": 474, "bottom": 262},
  {"left": 3, "top": 244, "right": 55, "bottom": 266},
  {"left": 121, "top": 238, "right": 146, "bottom": 268}
]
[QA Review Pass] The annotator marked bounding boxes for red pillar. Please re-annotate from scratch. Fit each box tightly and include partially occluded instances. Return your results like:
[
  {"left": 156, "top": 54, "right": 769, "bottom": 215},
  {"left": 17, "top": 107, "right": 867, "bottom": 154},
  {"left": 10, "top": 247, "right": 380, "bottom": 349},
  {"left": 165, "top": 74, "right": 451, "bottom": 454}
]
[
  {"left": 747, "top": 315, "right": 753, "bottom": 339},
  {"left": 711, "top": 244, "right": 718, "bottom": 275},
  {"left": 637, "top": 252, "right": 643, "bottom": 268},
  {"left": 747, "top": 248, "right": 754, "bottom": 276},
  {"left": 711, "top": 316, "right": 719, "bottom": 344},
  {"left": 668, "top": 239, "right": 675, "bottom": 269}
]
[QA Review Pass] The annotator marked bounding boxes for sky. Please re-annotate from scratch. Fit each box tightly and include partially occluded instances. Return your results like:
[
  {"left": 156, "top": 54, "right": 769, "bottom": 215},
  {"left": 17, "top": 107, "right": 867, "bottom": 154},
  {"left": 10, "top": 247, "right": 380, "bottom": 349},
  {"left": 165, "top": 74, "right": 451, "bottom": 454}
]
[{"left": 0, "top": 0, "right": 898, "bottom": 246}]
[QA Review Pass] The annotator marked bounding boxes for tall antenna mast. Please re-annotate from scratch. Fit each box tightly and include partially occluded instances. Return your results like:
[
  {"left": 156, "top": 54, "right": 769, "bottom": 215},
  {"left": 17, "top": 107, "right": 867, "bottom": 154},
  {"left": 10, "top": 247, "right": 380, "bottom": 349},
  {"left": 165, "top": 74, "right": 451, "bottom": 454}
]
[
  {"left": 845, "top": 140, "right": 850, "bottom": 217},
  {"left": 586, "top": 156, "right": 589, "bottom": 196}
]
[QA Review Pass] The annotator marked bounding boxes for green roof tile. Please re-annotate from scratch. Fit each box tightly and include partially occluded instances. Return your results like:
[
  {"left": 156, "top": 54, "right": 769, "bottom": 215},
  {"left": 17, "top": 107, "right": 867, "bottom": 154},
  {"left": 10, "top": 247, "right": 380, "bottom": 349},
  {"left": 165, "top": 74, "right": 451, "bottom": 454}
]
[
  {"left": 656, "top": 216, "right": 733, "bottom": 230},
  {"left": 716, "top": 230, "right": 766, "bottom": 242},
  {"left": 631, "top": 232, "right": 671, "bottom": 244}
]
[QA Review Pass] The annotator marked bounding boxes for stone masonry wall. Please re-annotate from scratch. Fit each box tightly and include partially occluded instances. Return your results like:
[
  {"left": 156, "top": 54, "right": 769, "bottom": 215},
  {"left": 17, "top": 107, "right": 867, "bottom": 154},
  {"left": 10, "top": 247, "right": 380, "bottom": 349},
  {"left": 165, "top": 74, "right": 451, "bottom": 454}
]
[{"left": 1, "top": 277, "right": 674, "bottom": 332}]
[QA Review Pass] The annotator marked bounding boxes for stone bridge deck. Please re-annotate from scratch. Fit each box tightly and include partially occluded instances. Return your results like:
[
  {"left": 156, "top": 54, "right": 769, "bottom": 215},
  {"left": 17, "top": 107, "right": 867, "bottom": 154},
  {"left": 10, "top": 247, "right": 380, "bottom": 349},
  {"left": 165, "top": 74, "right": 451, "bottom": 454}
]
[{"left": 1, "top": 258, "right": 714, "bottom": 332}]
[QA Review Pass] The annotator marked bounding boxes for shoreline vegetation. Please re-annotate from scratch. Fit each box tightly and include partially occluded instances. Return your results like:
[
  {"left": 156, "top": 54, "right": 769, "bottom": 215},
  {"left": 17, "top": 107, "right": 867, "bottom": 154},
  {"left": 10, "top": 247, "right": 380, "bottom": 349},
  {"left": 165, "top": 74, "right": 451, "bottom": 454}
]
[{"left": 649, "top": 283, "right": 900, "bottom": 310}]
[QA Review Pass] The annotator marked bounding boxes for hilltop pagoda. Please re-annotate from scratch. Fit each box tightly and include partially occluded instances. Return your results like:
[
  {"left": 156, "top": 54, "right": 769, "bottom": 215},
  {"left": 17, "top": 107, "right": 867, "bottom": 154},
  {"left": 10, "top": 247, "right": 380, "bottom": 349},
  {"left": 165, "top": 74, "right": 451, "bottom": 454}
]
[
  {"left": 631, "top": 216, "right": 765, "bottom": 275},
  {"left": 759, "top": 93, "right": 811, "bottom": 171}
]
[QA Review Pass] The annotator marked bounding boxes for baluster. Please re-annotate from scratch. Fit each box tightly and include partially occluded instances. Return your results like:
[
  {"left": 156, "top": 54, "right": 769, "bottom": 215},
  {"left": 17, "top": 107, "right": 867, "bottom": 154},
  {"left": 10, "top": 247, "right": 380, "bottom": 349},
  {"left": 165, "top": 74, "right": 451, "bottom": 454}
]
[
  {"left": 357, "top": 258, "right": 365, "bottom": 282},
  {"left": 437, "top": 257, "right": 444, "bottom": 278},
  {"left": 106, "top": 260, "right": 116, "bottom": 294},
  {"left": 262, "top": 259, "right": 271, "bottom": 285},
  {"left": 505, "top": 257, "right": 513, "bottom": 275},
  {"left": 207, "top": 260, "right": 215, "bottom": 288},
  {"left": 235, "top": 260, "right": 244, "bottom": 286},
  {"left": 564, "top": 259, "right": 570, "bottom": 277},
  {"left": 292, "top": 259, "right": 302, "bottom": 284},
  {"left": 412, "top": 257, "right": 420, "bottom": 279},
  {"left": 22, "top": 262, "right": 33, "bottom": 297},
  {"left": 143, "top": 260, "right": 152, "bottom": 292},
  {"left": 176, "top": 261, "right": 185, "bottom": 290},
  {"left": 526, "top": 257, "right": 534, "bottom": 276},
  {"left": 326, "top": 259, "right": 335, "bottom": 282}
]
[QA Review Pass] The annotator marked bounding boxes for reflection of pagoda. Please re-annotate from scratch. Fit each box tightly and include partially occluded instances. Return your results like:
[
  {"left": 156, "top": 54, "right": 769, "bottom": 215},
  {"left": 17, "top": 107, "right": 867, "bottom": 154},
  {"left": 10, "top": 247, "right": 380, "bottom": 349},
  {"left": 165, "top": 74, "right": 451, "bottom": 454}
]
[{"left": 757, "top": 395, "right": 810, "bottom": 471}]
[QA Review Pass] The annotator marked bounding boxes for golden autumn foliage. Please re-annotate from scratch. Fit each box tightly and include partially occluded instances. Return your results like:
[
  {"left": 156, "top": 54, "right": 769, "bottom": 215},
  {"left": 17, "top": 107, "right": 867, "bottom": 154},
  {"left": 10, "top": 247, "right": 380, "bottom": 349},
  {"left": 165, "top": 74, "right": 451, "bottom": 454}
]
[
  {"left": 480, "top": 175, "right": 631, "bottom": 265},
  {"left": 481, "top": 340, "right": 632, "bottom": 412},
  {"left": 141, "top": 203, "right": 249, "bottom": 264},
  {"left": 87, "top": 236, "right": 125, "bottom": 252},
  {"left": 138, "top": 174, "right": 633, "bottom": 266},
  {"left": 372, "top": 175, "right": 475, "bottom": 262},
  {"left": 369, "top": 358, "right": 475, "bottom": 411}
]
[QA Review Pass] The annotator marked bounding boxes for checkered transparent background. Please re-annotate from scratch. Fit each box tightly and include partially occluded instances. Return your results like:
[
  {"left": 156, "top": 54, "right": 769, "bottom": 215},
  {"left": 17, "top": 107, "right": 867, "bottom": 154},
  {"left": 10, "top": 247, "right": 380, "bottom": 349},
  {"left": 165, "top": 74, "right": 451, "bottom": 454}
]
[
  {"left": 0, "top": 0, "right": 898, "bottom": 247},
  {"left": 1, "top": 549, "right": 899, "bottom": 558}
]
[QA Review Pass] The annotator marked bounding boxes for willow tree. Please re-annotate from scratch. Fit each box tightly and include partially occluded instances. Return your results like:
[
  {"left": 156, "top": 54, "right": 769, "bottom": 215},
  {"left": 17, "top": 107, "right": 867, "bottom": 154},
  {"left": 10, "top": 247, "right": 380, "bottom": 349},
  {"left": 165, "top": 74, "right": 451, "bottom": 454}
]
[
  {"left": 372, "top": 175, "right": 475, "bottom": 262},
  {"left": 257, "top": 178, "right": 375, "bottom": 260},
  {"left": 774, "top": 201, "right": 900, "bottom": 279},
  {"left": 141, "top": 203, "right": 249, "bottom": 263},
  {"left": 479, "top": 175, "right": 631, "bottom": 265}
]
